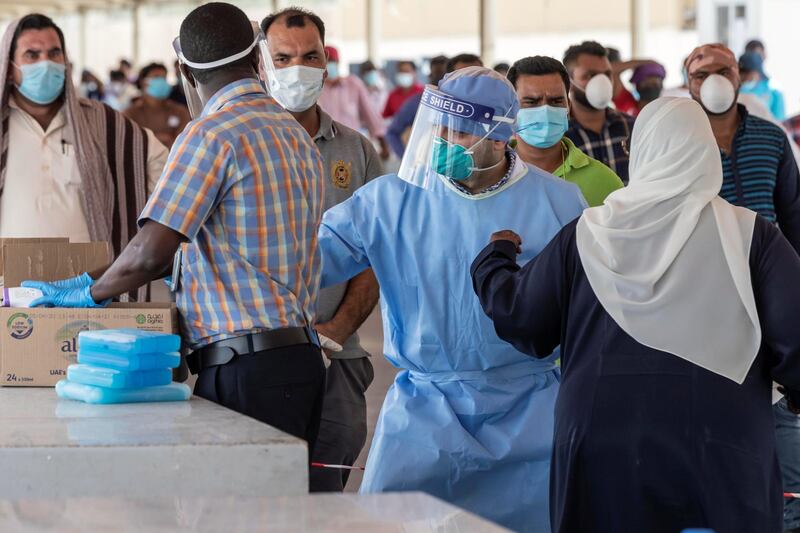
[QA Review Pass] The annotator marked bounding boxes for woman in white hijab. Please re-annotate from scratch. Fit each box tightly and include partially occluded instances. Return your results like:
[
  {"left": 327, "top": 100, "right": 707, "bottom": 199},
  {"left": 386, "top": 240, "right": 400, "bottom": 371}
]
[{"left": 471, "top": 97, "right": 800, "bottom": 533}]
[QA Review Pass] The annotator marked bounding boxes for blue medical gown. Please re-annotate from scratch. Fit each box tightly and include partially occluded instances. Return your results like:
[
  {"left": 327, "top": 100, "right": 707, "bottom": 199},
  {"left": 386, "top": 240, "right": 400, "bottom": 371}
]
[{"left": 318, "top": 164, "right": 586, "bottom": 532}]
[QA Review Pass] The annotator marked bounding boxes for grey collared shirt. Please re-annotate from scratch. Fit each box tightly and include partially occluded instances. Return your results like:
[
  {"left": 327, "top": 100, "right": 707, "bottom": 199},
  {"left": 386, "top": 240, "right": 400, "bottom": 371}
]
[{"left": 314, "top": 107, "right": 384, "bottom": 359}]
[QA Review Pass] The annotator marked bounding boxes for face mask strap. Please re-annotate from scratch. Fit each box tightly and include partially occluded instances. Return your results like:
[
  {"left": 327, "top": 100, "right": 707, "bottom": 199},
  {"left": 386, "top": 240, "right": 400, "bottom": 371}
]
[
  {"left": 464, "top": 105, "right": 515, "bottom": 155},
  {"left": 468, "top": 152, "right": 506, "bottom": 173}
]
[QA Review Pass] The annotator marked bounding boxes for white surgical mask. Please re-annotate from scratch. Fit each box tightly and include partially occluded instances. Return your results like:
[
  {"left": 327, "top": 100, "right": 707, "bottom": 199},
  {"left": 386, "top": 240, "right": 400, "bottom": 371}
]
[
  {"left": 268, "top": 65, "right": 325, "bottom": 112},
  {"left": 699, "top": 74, "right": 736, "bottom": 115},
  {"left": 584, "top": 74, "right": 613, "bottom": 110},
  {"left": 109, "top": 81, "right": 126, "bottom": 95},
  {"left": 396, "top": 72, "right": 415, "bottom": 89}
]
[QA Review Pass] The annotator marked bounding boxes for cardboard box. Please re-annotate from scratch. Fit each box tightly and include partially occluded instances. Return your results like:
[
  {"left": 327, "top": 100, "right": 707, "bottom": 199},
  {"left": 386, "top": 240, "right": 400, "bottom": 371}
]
[
  {"left": 2, "top": 241, "right": 111, "bottom": 287},
  {"left": 0, "top": 238, "right": 68, "bottom": 285},
  {"left": 0, "top": 239, "right": 177, "bottom": 387},
  {"left": 1, "top": 303, "right": 177, "bottom": 387}
]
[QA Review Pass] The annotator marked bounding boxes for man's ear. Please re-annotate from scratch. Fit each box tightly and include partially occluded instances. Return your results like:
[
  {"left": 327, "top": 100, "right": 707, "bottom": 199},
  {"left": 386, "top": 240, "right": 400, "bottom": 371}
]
[
  {"left": 179, "top": 63, "right": 197, "bottom": 88},
  {"left": 249, "top": 48, "right": 260, "bottom": 73}
]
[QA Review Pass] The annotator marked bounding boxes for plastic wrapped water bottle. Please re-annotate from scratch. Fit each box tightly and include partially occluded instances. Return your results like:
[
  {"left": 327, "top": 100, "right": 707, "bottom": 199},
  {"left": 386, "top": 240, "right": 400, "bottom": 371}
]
[
  {"left": 78, "top": 329, "right": 181, "bottom": 354},
  {"left": 56, "top": 328, "right": 189, "bottom": 405}
]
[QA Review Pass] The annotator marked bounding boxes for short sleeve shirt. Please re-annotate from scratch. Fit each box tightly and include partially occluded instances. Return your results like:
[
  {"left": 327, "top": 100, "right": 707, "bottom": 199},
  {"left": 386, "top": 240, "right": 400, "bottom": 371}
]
[{"left": 139, "top": 79, "right": 324, "bottom": 348}]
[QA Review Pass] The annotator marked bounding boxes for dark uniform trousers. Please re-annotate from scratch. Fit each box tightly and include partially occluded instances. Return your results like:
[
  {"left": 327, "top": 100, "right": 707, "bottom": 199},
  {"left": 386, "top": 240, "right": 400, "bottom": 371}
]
[
  {"left": 310, "top": 356, "right": 375, "bottom": 492},
  {"left": 194, "top": 343, "right": 327, "bottom": 461}
]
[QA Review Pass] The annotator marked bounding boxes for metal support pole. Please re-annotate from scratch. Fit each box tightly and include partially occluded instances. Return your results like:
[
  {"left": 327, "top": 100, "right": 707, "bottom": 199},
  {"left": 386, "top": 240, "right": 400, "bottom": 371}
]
[
  {"left": 479, "top": 0, "right": 496, "bottom": 67},
  {"left": 631, "top": 0, "right": 649, "bottom": 57},
  {"left": 131, "top": 0, "right": 141, "bottom": 66},
  {"left": 366, "top": 0, "right": 381, "bottom": 64},
  {"left": 78, "top": 6, "right": 87, "bottom": 74}
]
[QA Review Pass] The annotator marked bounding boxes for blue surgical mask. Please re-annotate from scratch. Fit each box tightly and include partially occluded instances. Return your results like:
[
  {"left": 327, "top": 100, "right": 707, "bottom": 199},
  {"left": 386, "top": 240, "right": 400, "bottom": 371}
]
[
  {"left": 145, "top": 76, "right": 172, "bottom": 100},
  {"left": 740, "top": 80, "right": 759, "bottom": 93},
  {"left": 15, "top": 60, "right": 65, "bottom": 105},
  {"left": 431, "top": 135, "right": 506, "bottom": 182},
  {"left": 515, "top": 105, "right": 569, "bottom": 149},
  {"left": 364, "top": 70, "right": 379, "bottom": 87},
  {"left": 396, "top": 72, "right": 415, "bottom": 89},
  {"left": 327, "top": 62, "right": 340, "bottom": 80}
]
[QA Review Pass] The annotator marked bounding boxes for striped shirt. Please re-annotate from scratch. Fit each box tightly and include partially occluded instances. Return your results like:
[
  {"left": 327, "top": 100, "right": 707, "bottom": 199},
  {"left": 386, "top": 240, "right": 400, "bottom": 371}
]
[
  {"left": 566, "top": 109, "right": 635, "bottom": 184},
  {"left": 720, "top": 105, "right": 800, "bottom": 253},
  {"left": 139, "top": 79, "right": 324, "bottom": 348}
]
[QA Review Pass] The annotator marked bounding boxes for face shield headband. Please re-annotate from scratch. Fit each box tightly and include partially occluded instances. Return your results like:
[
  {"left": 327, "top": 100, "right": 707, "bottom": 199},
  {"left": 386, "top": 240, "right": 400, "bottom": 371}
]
[
  {"left": 172, "top": 22, "right": 264, "bottom": 70},
  {"left": 172, "top": 22, "right": 265, "bottom": 118}
]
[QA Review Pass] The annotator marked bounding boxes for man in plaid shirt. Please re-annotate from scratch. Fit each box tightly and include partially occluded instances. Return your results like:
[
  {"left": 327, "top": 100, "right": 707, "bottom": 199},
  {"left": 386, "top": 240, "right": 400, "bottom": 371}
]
[
  {"left": 564, "top": 41, "right": 635, "bottom": 184},
  {"left": 28, "top": 3, "right": 328, "bottom": 455}
]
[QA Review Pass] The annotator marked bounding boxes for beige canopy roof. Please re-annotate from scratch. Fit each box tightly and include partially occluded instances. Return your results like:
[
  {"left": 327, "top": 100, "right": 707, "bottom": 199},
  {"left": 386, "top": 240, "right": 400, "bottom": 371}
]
[{"left": 0, "top": 0, "right": 181, "bottom": 18}]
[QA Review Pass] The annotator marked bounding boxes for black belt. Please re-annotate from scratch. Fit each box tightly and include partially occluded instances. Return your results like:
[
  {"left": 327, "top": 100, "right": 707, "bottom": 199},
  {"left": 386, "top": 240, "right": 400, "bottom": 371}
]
[{"left": 187, "top": 326, "right": 320, "bottom": 375}]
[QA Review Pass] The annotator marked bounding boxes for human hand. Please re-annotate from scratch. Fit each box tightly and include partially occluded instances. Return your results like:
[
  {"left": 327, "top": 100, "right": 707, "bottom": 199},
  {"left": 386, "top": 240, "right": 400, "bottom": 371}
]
[
  {"left": 491, "top": 230, "right": 522, "bottom": 254},
  {"left": 315, "top": 322, "right": 345, "bottom": 358},
  {"left": 48, "top": 272, "right": 94, "bottom": 290},
  {"left": 319, "top": 333, "right": 343, "bottom": 353},
  {"left": 21, "top": 282, "right": 109, "bottom": 308},
  {"left": 315, "top": 322, "right": 346, "bottom": 346}
]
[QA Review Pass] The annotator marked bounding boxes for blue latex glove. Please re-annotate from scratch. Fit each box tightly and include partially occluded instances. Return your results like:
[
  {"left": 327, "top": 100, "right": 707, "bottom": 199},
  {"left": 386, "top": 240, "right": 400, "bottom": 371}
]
[
  {"left": 20, "top": 282, "right": 109, "bottom": 308},
  {"left": 48, "top": 272, "right": 94, "bottom": 289}
]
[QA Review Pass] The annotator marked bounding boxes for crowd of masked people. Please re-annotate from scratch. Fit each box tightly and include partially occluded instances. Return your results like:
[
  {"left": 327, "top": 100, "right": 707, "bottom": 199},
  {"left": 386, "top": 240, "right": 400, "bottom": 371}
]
[
  {"left": 77, "top": 60, "right": 190, "bottom": 147},
  {"left": 7, "top": 2, "right": 800, "bottom": 532}
]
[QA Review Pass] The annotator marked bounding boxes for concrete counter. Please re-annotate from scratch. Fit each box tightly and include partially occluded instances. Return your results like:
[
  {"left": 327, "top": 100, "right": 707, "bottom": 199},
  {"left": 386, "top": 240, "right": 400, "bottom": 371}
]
[
  {"left": 0, "top": 492, "right": 511, "bottom": 532},
  {"left": 0, "top": 389, "right": 308, "bottom": 499}
]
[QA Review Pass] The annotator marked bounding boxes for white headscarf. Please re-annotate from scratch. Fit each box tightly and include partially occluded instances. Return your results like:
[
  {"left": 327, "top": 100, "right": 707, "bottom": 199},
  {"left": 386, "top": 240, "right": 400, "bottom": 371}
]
[{"left": 576, "top": 97, "right": 761, "bottom": 384}]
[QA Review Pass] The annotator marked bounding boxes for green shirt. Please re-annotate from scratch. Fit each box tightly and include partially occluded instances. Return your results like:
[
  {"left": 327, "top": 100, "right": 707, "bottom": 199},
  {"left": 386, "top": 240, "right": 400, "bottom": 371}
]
[{"left": 553, "top": 137, "right": 624, "bottom": 207}]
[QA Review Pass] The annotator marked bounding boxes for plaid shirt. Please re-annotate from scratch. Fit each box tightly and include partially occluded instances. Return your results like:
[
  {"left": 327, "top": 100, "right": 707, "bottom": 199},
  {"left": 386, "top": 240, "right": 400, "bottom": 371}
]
[
  {"left": 786, "top": 114, "right": 800, "bottom": 147},
  {"left": 139, "top": 79, "right": 324, "bottom": 348},
  {"left": 566, "top": 109, "right": 635, "bottom": 184}
]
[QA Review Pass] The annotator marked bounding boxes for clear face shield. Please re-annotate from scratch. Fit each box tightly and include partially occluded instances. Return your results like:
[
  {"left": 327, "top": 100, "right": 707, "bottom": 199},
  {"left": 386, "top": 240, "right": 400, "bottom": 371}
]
[
  {"left": 172, "top": 21, "right": 267, "bottom": 118},
  {"left": 398, "top": 86, "right": 515, "bottom": 189}
]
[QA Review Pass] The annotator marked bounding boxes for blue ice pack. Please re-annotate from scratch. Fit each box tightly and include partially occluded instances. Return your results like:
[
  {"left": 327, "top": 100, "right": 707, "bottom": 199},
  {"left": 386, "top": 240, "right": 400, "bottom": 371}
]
[
  {"left": 56, "top": 380, "right": 191, "bottom": 404},
  {"left": 77, "top": 348, "right": 180, "bottom": 371},
  {"left": 78, "top": 329, "right": 181, "bottom": 355},
  {"left": 67, "top": 364, "right": 172, "bottom": 389}
]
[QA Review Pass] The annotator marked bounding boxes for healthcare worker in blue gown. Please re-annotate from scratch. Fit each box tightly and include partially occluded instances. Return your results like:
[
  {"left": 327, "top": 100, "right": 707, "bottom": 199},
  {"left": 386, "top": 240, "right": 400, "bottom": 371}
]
[
  {"left": 317, "top": 66, "right": 586, "bottom": 532},
  {"left": 472, "top": 98, "right": 800, "bottom": 533}
]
